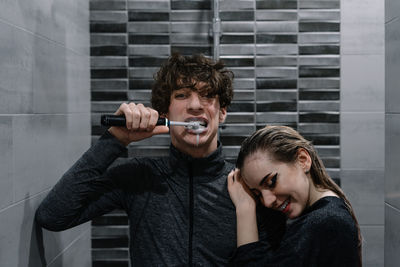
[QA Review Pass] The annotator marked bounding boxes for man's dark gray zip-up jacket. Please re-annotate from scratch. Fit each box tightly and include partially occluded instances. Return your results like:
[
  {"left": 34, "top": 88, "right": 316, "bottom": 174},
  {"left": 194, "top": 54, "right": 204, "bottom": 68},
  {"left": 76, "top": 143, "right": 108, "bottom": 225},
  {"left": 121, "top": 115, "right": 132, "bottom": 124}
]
[{"left": 35, "top": 131, "right": 237, "bottom": 266}]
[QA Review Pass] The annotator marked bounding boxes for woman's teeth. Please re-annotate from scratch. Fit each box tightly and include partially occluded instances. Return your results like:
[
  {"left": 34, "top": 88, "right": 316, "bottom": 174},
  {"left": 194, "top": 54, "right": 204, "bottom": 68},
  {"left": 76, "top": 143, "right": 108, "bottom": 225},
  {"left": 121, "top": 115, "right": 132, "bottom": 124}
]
[{"left": 278, "top": 199, "right": 290, "bottom": 212}]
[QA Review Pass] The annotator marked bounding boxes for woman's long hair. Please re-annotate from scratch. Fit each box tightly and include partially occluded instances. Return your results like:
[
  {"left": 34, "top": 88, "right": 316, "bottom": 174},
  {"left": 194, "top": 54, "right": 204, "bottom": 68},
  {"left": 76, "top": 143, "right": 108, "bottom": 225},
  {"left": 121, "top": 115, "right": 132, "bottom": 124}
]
[{"left": 236, "top": 125, "right": 362, "bottom": 266}]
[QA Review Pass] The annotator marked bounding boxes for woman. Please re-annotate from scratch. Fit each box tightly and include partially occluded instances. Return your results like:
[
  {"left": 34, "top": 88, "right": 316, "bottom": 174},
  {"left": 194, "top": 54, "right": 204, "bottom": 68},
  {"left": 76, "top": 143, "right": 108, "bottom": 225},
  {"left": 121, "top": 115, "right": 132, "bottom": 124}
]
[{"left": 227, "top": 125, "right": 362, "bottom": 266}]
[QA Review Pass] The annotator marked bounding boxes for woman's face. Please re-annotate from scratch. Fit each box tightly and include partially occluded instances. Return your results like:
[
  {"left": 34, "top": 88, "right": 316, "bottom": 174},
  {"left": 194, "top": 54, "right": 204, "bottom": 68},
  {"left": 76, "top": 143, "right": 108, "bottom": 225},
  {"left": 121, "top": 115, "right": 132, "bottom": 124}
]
[{"left": 240, "top": 149, "right": 313, "bottom": 219}]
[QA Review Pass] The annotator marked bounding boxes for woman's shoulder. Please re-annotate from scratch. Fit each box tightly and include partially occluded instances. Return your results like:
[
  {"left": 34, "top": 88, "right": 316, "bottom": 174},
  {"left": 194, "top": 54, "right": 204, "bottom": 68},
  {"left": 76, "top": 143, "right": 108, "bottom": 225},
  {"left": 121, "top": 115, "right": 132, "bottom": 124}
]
[{"left": 303, "top": 196, "right": 357, "bottom": 235}]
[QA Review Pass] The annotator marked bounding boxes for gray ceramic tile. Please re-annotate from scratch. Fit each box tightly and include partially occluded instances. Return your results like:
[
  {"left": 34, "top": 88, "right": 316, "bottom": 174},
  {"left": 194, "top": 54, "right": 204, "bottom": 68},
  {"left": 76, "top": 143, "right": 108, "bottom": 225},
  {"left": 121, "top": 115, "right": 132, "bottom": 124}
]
[
  {"left": 0, "top": 22, "right": 33, "bottom": 114},
  {"left": 299, "top": 55, "right": 339, "bottom": 66},
  {"left": 91, "top": 56, "right": 128, "bottom": 68},
  {"left": 128, "top": 22, "right": 169, "bottom": 33},
  {"left": 128, "top": 0, "right": 170, "bottom": 10},
  {"left": 298, "top": 33, "right": 340, "bottom": 44},
  {"left": 299, "top": 78, "right": 339, "bottom": 89},
  {"left": 341, "top": 55, "right": 384, "bottom": 112},
  {"left": 256, "top": 22, "right": 297, "bottom": 33},
  {"left": 47, "top": 229, "right": 91, "bottom": 267},
  {"left": 220, "top": 44, "right": 255, "bottom": 55},
  {"left": 0, "top": 116, "right": 13, "bottom": 210},
  {"left": 256, "top": 44, "right": 297, "bottom": 55},
  {"left": 256, "top": 10, "right": 297, "bottom": 21},
  {"left": 0, "top": 191, "right": 90, "bottom": 267},
  {"left": 91, "top": 33, "right": 127, "bottom": 45},
  {"left": 385, "top": 204, "right": 400, "bottom": 267},
  {"left": 170, "top": 33, "right": 209, "bottom": 44},
  {"left": 222, "top": 22, "right": 254, "bottom": 33},
  {"left": 67, "top": 51, "right": 91, "bottom": 113},
  {"left": 0, "top": 0, "right": 89, "bottom": 54},
  {"left": 90, "top": 11, "right": 128, "bottom": 23},
  {"left": 170, "top": 10, "right": 212, "bottom": 21},
  {"left": 32, "top": 38, "right": 68, "bottom": 114},
  {"left": 386, "top": 0, "right": 400, "bottom": 23},
  {"left": 341, "top": 170, "right": 384, "bottom": 225},
  {"left": 385, "top": 114, "right": 400, "bottom": 209},
  {"left": 171, "top": 22, "right": 211, "bottom": 33},
  {"left": 129, "top": 45, "right": 170, "bottom": 56},
  {"left": 385, "top": 18, "right": 400, "bottom": 113},
  {"left": 220, "top": 0, "right": 255, "bottom": 11},
  {"left": 12, "top": 114, "right": 90, "bottom": 201},
  {"left": 256, "top": 67, "right": 297, "bottom": 78},
  {"left": 298, "top": 101, "right": 339, "bottom": 112},
  {"left": 299, "top": 10, "right": 340, "bottom": 21},
  {"left": 298, "top": 123, "right": 339, "bottom": 134},
  {"left": 360, "top": 226, "right": 384, "bottom": 267},
  {"left": 341, "top": 112, "right": 384, "bottom": 169},
  {"left": 341, "top": 0, "right": 384, "bottom": 55}
]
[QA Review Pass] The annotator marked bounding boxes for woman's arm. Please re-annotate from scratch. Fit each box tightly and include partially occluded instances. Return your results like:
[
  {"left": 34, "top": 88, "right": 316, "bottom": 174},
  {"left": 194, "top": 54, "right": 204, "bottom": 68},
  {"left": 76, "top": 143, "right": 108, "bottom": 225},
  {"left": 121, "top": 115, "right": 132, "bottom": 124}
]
[{"left": 227, "top": 169, "right": 259, "bottom": 247}]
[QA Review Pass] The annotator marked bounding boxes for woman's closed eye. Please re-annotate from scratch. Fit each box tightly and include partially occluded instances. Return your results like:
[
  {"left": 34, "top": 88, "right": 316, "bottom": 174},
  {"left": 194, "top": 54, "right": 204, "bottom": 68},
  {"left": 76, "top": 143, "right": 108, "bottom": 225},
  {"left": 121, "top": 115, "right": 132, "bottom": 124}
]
[{"left": 264, "top": 174, "right": 277, "bottom": 189}]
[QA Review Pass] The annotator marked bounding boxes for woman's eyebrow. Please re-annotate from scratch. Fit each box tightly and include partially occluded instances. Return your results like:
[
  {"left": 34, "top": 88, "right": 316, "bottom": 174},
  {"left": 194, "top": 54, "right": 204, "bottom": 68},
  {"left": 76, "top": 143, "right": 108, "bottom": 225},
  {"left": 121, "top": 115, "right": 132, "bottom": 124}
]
[
  {"left": 258, "top": 172, "right": 273, "bottom": 187},
  {"left": 249, "top": 172, "right": 273, "bottom": 190}
]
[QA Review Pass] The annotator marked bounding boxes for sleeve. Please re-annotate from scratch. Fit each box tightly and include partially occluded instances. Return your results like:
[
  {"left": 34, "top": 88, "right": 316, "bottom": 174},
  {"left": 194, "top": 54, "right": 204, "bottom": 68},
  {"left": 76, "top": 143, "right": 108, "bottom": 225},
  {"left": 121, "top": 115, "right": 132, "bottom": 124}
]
[
  {"left": 316, "top": 214, "right": 360, "bottom": 267},
  {"left": 35, "top": 131, "right": 129, "bottom": 231},
  {"left": 228, "top": 240, "right": 272, "bottom": 266}
]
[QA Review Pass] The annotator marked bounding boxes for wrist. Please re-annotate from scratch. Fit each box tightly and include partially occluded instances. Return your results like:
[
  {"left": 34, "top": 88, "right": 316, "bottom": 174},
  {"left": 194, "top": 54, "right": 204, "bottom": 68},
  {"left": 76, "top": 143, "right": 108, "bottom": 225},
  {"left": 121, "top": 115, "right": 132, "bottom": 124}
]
[
  {"left": 235, "top": 203, "right": 256, "bottom": 215},
  {"left": 108, "top": 128, "right": 130, "bottom": 146}
]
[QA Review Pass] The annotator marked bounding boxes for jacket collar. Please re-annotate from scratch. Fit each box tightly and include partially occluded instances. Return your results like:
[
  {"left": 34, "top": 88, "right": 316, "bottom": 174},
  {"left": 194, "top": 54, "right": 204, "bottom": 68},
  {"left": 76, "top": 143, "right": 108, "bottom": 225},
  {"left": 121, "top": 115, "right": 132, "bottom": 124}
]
[{"left": 168, "top": 141, "right": 226, "bottom": 184}]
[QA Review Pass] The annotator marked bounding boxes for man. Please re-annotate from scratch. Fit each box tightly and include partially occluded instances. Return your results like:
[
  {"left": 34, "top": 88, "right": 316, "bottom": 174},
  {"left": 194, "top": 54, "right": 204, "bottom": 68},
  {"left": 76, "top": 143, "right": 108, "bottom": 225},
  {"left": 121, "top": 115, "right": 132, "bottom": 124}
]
[{"left": 36, "top": 53, "right": 237, "bottom": 265}]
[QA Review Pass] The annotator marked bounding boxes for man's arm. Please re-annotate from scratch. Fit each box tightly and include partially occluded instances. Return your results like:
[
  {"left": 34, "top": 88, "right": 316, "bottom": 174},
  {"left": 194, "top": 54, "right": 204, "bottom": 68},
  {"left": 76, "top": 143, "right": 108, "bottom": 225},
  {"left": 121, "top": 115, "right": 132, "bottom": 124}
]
[
  {"left": 36, "top": 102, "right": 169, "bottom": 231},
  {"left": 35, "top": 131, "right": 127, "bottom": 231}
]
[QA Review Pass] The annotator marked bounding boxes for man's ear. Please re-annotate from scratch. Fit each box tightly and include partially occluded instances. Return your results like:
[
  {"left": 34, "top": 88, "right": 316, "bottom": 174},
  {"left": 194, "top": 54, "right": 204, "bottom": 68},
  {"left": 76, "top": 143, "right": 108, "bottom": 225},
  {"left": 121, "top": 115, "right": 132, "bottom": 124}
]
[
  {"left": 296, "top": 148, "right": 312, "bottom": 172},
  {"left": 219, "top": 107, "right": 227, "bottom": 123}
]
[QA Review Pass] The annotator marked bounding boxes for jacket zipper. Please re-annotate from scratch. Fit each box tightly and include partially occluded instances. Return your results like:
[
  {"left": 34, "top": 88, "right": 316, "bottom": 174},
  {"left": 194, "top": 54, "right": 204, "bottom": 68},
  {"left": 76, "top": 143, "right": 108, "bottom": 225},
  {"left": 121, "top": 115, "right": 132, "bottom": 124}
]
[{"left": 188, "top": 162, "right": 194, "bottom": 266}]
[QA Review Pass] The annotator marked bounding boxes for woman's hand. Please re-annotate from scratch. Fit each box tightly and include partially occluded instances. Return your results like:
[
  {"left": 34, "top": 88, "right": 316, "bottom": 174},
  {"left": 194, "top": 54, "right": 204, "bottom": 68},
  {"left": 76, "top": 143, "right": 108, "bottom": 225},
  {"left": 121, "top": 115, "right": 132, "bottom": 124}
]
[
  {"left": 227, "top": 169, "right": 257, "bottom": 212},
  {"left": 227, "top": 169, "right": 259, "bottom": 247}
]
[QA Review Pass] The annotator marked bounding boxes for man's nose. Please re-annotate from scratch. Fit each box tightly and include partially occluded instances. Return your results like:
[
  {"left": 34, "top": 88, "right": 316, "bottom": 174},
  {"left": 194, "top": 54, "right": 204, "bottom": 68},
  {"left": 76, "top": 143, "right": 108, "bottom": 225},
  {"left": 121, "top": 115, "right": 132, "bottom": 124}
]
[
  {"left": 261, "top": 190, "right": 276, "bottom": 208},
  {"left": 187, "top": 92, "right": 203, "bottom": 110}
]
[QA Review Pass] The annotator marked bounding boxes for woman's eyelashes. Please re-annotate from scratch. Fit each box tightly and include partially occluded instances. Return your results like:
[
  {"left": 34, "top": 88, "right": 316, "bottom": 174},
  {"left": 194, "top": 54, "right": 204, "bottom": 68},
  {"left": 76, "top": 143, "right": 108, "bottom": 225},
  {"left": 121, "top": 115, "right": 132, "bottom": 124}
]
[{"left": 267, "top": 174, "right": 278, "bottom": 188}]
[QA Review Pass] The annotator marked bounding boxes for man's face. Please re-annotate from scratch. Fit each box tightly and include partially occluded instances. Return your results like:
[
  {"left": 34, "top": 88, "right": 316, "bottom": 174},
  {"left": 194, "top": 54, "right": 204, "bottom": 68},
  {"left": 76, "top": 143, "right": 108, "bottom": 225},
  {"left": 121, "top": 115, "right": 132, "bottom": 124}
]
[{"left": 166, "top": 81, "right": 227, "bottom": 158}]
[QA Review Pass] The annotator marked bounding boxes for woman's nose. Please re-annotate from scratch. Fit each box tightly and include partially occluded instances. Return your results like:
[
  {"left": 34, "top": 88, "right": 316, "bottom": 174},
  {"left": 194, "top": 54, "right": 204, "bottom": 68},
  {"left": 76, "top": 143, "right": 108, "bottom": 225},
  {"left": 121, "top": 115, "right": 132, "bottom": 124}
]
[{"left": 261, "top": 190, "right": 276, "bottom": 208}]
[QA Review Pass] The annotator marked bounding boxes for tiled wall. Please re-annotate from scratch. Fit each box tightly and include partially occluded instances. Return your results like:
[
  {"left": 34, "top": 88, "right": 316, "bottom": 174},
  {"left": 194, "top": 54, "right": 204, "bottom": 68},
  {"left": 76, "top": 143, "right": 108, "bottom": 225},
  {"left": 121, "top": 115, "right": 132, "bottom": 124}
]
[
  {"left": 0, "top": 1, "right": 91, "bottom": 266},
  {"left": 90, "top": 0, "right": 341, "bottom": 265},
  {"left": 385, "top": 0, "right": 400, "bottom": 265},
  {"left": 340, "top": 0, "right": 385, "bottom": 266}
]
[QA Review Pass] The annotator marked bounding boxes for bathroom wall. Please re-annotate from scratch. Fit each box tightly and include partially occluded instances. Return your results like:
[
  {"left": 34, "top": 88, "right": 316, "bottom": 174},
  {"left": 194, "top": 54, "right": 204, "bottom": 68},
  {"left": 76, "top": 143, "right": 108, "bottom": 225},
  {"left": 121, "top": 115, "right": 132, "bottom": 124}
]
[
  {"left": 0, "top": 0, "right": 91, "bottom": 266},
  {"left": 90, "top": 0, "right": 341, "bottom": 264},
  {"left": 340, "top": 0, "right": 385, "bottom": 266},
  {"left": 385, "top": 0, "right": 400, "bottom": 266}
]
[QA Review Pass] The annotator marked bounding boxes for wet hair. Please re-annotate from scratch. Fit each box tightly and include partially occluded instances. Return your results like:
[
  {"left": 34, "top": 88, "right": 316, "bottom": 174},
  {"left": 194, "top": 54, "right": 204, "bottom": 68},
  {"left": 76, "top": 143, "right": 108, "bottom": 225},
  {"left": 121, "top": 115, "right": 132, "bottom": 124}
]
[
  {"left": 151, "top": 53, "right": 234, "bottom": 115},
  {"left": 236, "top": 125, "right": 362, "bottom": 266}
]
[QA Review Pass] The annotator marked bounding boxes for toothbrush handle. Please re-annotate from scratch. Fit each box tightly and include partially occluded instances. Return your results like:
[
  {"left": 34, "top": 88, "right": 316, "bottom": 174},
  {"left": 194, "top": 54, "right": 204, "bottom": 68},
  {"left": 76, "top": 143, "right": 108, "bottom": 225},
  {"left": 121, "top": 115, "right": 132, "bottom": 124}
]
[{"left": 100, "top": 115, "right": 168, "bottom": 127}]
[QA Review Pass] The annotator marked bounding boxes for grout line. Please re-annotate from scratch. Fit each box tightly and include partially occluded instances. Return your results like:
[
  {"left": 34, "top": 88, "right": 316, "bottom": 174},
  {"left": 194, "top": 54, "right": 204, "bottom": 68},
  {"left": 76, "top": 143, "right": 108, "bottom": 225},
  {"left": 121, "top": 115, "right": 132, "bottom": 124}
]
[
  {"left": 0, "top": 188, "right": 51, "bottom": 214},
  {"left": 386, "top": 202, "right": 400, "bottom": 213},
  {"left": 46, "top": 227, "right": 91, "bottom": 266},
  {"left": 0, "top": 17, "right": 88, "bottom": 57}
]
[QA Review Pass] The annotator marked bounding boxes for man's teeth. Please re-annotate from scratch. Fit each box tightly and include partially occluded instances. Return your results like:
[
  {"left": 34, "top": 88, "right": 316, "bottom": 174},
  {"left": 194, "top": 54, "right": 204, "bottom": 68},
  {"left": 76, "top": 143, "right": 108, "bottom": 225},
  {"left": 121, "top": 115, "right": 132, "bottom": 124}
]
[{"left": 278, "top": 199, "right": 289, "bottom": 211}]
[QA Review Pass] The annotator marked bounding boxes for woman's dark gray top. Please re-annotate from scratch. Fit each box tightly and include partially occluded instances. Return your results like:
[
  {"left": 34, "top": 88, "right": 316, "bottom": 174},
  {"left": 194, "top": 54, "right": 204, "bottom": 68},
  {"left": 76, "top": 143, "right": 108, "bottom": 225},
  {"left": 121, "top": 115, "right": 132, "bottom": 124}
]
[
  {"left": 35, "top": 131, "right": 238, "bottom": 266},
  {"left": 229, "top": 196, "right": 359, "bottom": 267}
]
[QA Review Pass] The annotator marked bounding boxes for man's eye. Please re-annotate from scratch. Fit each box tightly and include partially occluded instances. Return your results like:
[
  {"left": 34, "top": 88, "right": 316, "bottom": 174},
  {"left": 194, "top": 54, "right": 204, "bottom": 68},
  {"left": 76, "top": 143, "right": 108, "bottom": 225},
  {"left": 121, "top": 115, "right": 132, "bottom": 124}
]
[{"left": 175, "top": 93, "right": 186, "bottom": 99}]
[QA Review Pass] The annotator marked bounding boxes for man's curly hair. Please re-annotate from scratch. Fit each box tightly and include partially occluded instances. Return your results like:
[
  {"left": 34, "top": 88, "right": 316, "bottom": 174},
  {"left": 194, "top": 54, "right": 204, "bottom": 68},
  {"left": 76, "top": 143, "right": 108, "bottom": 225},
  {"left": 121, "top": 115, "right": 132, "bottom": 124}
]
[{"left": 151, "top": 53, "right": 234, "bottom": 115}]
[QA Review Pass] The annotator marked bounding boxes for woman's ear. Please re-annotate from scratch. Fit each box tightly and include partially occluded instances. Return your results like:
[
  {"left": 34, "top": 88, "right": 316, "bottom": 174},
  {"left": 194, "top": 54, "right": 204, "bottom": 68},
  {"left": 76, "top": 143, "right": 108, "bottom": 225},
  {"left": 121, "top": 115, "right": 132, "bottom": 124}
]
[{"left": 297, "top": 148, "right": 312, "bottom": 173}]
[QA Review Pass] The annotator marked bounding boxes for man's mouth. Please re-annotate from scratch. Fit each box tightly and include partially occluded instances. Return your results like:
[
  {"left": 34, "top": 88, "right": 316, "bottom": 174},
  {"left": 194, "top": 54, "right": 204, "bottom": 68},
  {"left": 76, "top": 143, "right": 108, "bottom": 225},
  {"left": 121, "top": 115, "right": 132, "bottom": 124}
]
[
  {"left": 278, "top": 198, "right": 290, "bottom": 213},
  {"left": 184, "top": 118, "right": 208, "bottom": 134},
  {"left": 185, "top": 117, "right": 208, "bottom": 128}
]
